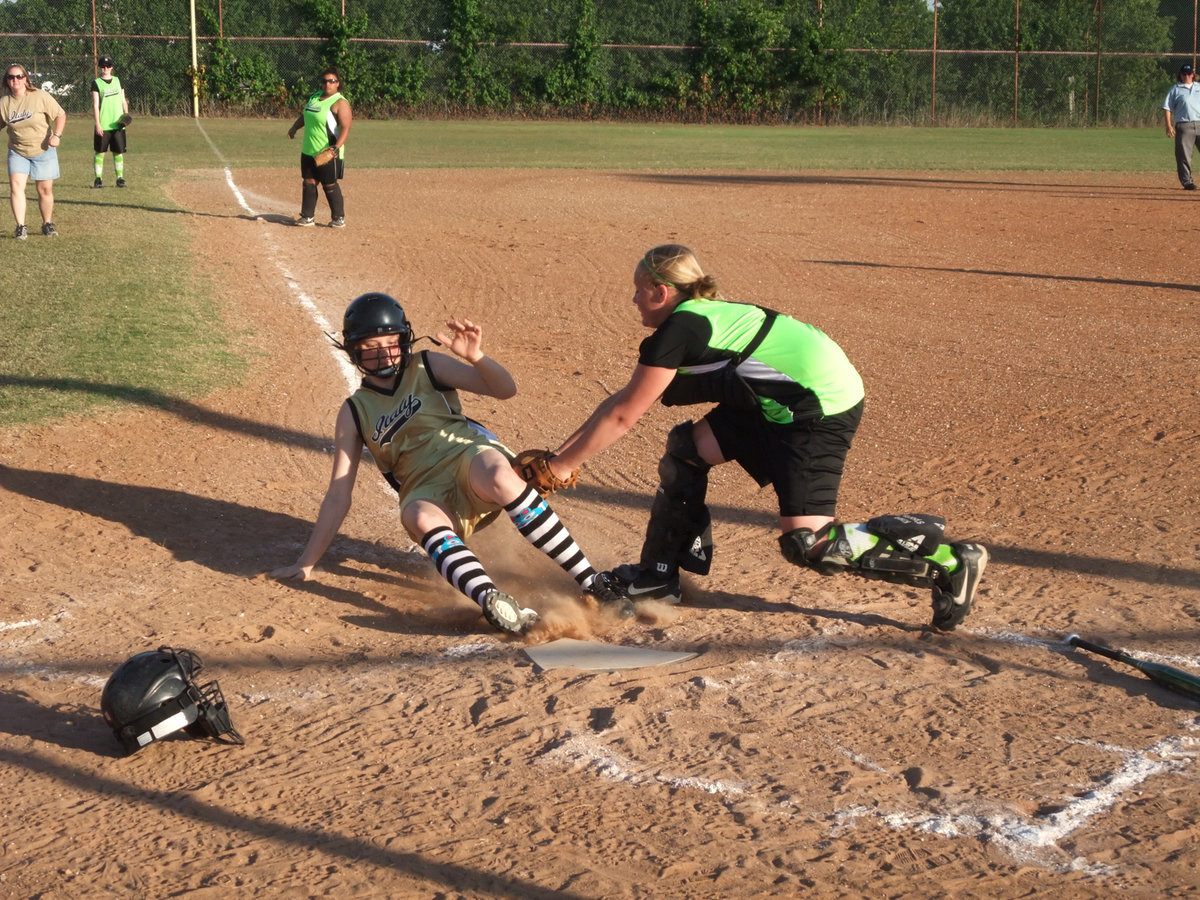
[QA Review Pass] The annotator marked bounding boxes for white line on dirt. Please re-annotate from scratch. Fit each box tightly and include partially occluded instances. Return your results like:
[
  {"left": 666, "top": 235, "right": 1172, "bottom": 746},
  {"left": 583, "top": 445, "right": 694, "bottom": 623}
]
[{"left": 195, "top": 121, "right": 358, "bottom": 392}]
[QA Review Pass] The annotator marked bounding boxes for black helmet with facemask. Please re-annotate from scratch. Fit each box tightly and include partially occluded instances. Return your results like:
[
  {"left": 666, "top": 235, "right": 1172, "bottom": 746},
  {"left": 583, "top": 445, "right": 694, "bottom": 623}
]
[{"left": 341, "top": 292, "right": 414, "bottom": 377}]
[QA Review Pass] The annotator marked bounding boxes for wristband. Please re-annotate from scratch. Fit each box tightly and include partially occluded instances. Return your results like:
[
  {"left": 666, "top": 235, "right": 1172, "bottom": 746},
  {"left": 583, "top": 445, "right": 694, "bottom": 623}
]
[{"left": 51, "top": 131, "right": 61, "bottom": 138}]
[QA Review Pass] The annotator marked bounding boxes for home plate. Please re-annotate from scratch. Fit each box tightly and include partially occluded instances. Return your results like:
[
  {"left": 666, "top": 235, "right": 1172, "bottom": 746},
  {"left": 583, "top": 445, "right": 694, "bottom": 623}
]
[{"left": 525, "top": 638, "right": 699, "bottom": 672}]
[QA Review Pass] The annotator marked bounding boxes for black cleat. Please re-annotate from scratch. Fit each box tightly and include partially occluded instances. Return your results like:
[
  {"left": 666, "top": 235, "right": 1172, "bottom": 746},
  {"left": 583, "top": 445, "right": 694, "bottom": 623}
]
[
  {"left": 584, "top": 572, "right": 636, "bottom": 618},
  {"left": 604, "top": 564, "right": 682, "bottom": 604},
  {"left": 931, "top": 543, "right": 987, "bottom": 631}
]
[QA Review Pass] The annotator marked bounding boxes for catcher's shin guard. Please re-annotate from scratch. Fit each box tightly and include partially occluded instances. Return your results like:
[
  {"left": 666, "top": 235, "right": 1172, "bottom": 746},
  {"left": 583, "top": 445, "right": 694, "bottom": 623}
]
[
  {"left": 322, "top": 181, "right": 345, "bottom": 219},
  {"left": 781, "top": 514, "right": 984, "bottom": 629},
  {"left": 301, "top": 182, "right": 318, "bottom": 218},
  {"left": 639, "top": 423, "right": 713, "bottom": 578},
  {"left": 781, "top": 513, "right": 949, "bottom": 586}
]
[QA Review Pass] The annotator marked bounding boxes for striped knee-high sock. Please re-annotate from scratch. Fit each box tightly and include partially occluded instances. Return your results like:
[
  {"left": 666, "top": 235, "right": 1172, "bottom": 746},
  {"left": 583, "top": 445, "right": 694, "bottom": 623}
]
[
  {"left": 421, "top": 526, "right": 494, "bottom": 606},
  {"left": 504, "top": 486, "right": 600, "bottom": 589}
]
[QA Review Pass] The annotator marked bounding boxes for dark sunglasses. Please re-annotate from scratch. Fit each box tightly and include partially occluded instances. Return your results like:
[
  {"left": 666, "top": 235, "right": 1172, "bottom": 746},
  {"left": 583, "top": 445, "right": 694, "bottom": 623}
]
[
  {"left": 322, "top": 78, "right": 339, "bottom": 83},
  {"left": 5, "top": 73, "right": 26, "bottom": 80}
]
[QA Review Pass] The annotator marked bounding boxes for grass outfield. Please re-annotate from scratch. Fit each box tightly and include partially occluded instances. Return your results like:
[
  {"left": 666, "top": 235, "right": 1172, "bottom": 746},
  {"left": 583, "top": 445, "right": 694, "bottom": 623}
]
[
  {"left": 0, "top": 119, "right": 1171, "bottom": 427},
  {"left": 155, "top": 118, "right": 1168, "bottom": 172}
]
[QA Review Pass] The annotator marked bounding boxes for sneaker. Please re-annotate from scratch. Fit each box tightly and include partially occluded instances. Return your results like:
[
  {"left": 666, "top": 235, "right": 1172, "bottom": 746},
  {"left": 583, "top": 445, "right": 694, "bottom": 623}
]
[
  {"left": 14, "top": 224, "right": 27, "bottom": 240},
  {"left": 481, "top": 589, "right": 539, "bottom": 634},
  {"left": 604, "top": 563, "right": 683, "bottom": 604},
  {"left": 930, "top": 542, "right": 987, "bottom": 631},
  {"left": 330, "top": 217, "right": 345, "bottom": 228},
  {"left": 295, "top": 216, "right": 315, "bottom": 227},
  {"left": 1186, "top": 183, "right": 1197, "bottom": 191},
  {"left": 584, "top": 572, "right": 636, "bottom": 619},
  {"left": 93, "top": 177, "right": 103, "bottom": 189},
  {"left": 116, "top": 177, "right": 126, "bottom": 188},
  {"left": 41, "top": 222, "right": 58, "bottom": 237}
]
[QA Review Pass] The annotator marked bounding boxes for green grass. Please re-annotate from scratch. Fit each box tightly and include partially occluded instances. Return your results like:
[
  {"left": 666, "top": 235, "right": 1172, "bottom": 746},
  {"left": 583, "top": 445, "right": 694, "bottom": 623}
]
[
  {"left": 0, "top": 131, "right": 243, "bottom": 428},
  {"left": 0, "top": 117, "right": 1170, "bottom": 427},
  {"left": 157, "top": 117, "right": 1167, "bottom": 172}
]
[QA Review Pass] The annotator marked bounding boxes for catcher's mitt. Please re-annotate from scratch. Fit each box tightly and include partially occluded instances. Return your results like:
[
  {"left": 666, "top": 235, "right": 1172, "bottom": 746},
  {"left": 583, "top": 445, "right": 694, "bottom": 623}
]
[
  {"left": 511, "top": 449, "right": 578, "bottom": 496},
  {"left": 117, "top": 113, "right": 132, "bottom": 128},
  {"left": 314, "top": 146, "right": 338, "bottom": 167}
]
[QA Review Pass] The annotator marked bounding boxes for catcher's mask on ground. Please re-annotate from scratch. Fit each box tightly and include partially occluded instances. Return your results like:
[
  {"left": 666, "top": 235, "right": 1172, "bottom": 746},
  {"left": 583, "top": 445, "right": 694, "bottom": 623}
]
[
  {"left": 100, "top": 646, "right": 244, "bottom": 754},
  {"left": 339, "top": 292, "right": 414, "bottom": 377}
]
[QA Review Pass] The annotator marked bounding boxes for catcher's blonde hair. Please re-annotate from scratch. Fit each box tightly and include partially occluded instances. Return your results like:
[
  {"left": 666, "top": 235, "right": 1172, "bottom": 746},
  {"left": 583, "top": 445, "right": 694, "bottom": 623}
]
[{"left": 640, "top": 244, "right": 721, "bottom": 300}]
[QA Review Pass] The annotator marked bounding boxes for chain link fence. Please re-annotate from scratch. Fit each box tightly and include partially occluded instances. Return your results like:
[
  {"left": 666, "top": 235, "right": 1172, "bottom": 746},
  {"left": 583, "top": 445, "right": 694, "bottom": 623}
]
[{"left": 0, "top": 0, "right": 1194, "bottom": 124}]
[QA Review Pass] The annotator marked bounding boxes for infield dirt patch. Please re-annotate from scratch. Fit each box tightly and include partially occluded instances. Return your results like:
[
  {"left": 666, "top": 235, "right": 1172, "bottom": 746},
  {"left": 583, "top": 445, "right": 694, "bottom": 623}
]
[{"left": 1, "top": 167, "right": 1198, "bottom": 897}]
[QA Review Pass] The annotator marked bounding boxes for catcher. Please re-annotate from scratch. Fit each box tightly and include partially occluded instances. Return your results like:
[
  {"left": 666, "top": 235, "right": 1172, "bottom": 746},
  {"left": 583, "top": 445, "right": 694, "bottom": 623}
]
[
  {"left": 91, "top": 55, "right": 129, "bottom": 189},
  {"left": 286, "top": 66, "right": 350, "bottom": 228},
  {"left": 271, "top": 292, "right": 632, "bottom": 634},
  {"left": 530, "top": 244, "right": 987, "bottom": 631}
]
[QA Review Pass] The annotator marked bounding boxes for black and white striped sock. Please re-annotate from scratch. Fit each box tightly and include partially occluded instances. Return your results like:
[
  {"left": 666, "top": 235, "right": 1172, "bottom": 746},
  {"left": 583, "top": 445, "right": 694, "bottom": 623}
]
[
  {"left": 421, "top": 526, "right": 494, "bottom": 606},
  {"left": 505, "top": 486, "right": 598, "bottom": 588}
]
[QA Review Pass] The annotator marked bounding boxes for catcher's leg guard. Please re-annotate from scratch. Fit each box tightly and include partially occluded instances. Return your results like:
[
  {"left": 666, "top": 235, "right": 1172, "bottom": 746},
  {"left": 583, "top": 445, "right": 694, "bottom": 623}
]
[
  {"left": 639, "top": 422, "right": 713, "bottom": 578},
  {"left": 322, "top": 181, "right": 345, "bottom": 219},
  {"left": 781, "top": 514, "right": 985, "bottom": 630},
  {"left": 807, "top": 514, "right": 947, "bottom": 587},
  {"left": 300, "top": 182, "right": 318, "bottom": 218}
]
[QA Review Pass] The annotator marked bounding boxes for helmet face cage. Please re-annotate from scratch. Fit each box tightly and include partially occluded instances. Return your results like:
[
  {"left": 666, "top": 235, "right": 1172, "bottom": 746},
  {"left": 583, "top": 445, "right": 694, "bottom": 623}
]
[
  {"left": 101, "top": 646, "right": 244, "bottom": 753},
  {"left": 341, "top": 292, "right": 414, "bottom": 377}
]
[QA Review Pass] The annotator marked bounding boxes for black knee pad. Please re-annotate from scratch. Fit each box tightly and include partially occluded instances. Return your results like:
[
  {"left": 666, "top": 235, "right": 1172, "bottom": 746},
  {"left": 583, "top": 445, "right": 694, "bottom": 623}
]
[
  {"left": 779, "top": 527, "right": 818, "bottom": 567},
  {"left": 657, "top": 423, "right": 710, "bottom": 507},
  {"left": 777, "top": 528, "right": 835, "bottom": 571}
]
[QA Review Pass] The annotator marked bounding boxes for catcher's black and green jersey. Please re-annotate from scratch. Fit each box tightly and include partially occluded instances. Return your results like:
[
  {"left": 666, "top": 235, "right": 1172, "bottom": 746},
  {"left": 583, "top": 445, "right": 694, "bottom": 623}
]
[
  {"left": 345, "top": 351, "right": 513, "bottom": 534},
  {"left": 638, "top": 298, "right": 864, "bottom": 424},
  {"left": 93, "top": 76, "right": 124, "bottom": 131},
  {"left": 301, "top": 91, "right": 343, "bottom": 158}
]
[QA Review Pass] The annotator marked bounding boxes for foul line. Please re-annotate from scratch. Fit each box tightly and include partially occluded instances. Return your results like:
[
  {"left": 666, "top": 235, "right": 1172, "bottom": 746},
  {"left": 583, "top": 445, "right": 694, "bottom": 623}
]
[{"left": 193, "top": 120, "right": 358, "bottom": 391}]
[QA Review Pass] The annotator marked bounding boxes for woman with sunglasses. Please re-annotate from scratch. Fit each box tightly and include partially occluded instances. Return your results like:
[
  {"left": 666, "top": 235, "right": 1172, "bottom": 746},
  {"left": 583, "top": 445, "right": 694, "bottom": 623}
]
[
  {"left": 286, "top": 66, "right": 351, "bottom": 228},
  {"left": 0, "top": 63, "right": 66, "bottom": 239}
]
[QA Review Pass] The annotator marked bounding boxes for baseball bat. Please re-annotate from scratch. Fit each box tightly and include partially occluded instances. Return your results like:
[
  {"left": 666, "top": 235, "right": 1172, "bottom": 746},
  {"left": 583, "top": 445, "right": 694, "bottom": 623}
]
[{"left": 1066, "top": 633, "right": 1200, "bottom": 702}]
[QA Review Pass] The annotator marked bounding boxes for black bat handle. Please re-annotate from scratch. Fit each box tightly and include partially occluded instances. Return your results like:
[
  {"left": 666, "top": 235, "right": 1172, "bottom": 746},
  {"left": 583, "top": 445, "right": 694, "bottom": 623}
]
[{"left": 1067, "top": 634, "right": 1126, "bottom": 663}]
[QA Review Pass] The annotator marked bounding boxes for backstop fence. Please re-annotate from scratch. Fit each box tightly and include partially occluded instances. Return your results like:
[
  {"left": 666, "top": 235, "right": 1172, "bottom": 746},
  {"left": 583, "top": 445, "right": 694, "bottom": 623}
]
[{"left": 0, "top": 0, "right": 1196, "bottom": 125}]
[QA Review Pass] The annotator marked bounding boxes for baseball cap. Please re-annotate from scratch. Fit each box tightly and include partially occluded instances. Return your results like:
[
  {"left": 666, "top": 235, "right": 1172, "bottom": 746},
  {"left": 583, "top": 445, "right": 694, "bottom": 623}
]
[
  {"left": 98, "top": 55, "right": 114, "bottom": 68},
  {"left": 1182, "top": 63, "right": 1194, "bottom": 75}
]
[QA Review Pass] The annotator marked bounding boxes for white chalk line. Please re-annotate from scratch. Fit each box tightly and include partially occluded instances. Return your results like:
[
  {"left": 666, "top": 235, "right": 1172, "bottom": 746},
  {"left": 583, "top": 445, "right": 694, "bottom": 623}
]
[
  {"left": 835, "top": 729, "right": 1199, "bottom": 876},
  {"left": 540, "top": 733, "right": 760, "bottom": 804},
  {"left": 546, "top": 626, "right": 1200, "bottom": 876},
  {"left": 977, "top": 627, "right": 1200, "bottom": 669},
  {"left": 193, "top": 120, "right": 358, "bottom": 392}
]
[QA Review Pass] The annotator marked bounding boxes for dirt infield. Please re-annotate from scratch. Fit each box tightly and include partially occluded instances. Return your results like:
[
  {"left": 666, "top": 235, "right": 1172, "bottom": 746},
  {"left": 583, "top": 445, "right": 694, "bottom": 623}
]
[{"left": 1, "top": 166, "right": 1198, "bottom": 898}]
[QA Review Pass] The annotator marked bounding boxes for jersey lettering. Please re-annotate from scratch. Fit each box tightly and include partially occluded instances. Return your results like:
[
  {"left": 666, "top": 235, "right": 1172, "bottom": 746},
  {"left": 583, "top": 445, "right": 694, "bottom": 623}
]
[{"left": 372, "top": 395, "right": 421, "bottom": 445}]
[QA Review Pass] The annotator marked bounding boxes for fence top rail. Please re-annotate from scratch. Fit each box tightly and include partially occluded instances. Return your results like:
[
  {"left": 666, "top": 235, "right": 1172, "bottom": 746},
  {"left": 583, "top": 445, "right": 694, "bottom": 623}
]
[{"left": 1, "top": 33, "right": 1188, "bottom": 60}]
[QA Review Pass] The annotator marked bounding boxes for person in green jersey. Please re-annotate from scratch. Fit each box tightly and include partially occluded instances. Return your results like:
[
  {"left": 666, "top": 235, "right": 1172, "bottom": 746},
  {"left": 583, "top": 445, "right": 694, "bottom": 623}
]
[
  {"left": 91, "top": 55, "right": 129, "bottom": 189},
  {"left": 286, "top": 66, "right": 351, "bottom": 227},
  {"left": 545, "top": 244, "right": 987, "bottom": 631},
  {"left": 272, "top": 293, "right": 633, "bottom": 635}
]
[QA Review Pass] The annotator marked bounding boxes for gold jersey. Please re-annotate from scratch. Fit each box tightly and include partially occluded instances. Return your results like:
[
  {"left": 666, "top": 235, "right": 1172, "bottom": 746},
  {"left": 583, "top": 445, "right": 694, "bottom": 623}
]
[{"left": 346, "top": 351, "right": 512, "bottom": 535}]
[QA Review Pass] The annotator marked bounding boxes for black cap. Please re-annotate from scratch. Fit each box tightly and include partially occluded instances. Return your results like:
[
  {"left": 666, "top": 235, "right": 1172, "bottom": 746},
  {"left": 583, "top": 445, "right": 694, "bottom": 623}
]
[
  {"left": 98, "top": 55, "right": 114, "bottom": 68},
  {"left": 1182, "top": 63, "right": 1194, "bottom": 75}
]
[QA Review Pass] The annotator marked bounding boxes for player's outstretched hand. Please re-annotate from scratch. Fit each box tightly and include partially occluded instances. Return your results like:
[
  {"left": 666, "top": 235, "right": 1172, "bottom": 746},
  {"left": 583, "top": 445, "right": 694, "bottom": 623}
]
[
  {"left": 435, "top": 318, "right": 484, "bottom": 362},
  {"left": 271, "top": 563, "right": 313, "bottom": 581}
]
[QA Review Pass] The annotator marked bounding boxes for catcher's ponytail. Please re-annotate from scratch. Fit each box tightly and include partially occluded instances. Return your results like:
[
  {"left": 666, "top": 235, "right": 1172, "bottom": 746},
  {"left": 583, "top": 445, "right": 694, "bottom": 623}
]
[{"left": 642, "top": 244, "right": 722, "bottom": 300}]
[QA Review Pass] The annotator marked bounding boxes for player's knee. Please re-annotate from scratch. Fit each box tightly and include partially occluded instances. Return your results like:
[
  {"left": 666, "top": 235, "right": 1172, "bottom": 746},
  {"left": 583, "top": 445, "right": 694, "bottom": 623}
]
[
  {"left": 779, "top": 527, "right": 819, "bottom": 567},
  {"left": 659, "top": 422, "right": 709, "bottom": 488}
]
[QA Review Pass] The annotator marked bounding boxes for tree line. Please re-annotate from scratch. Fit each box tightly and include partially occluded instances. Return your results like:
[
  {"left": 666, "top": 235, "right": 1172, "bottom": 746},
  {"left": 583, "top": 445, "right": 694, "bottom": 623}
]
[{"left": 0, "top": 0, "right": 1185, "bottom": 124}]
